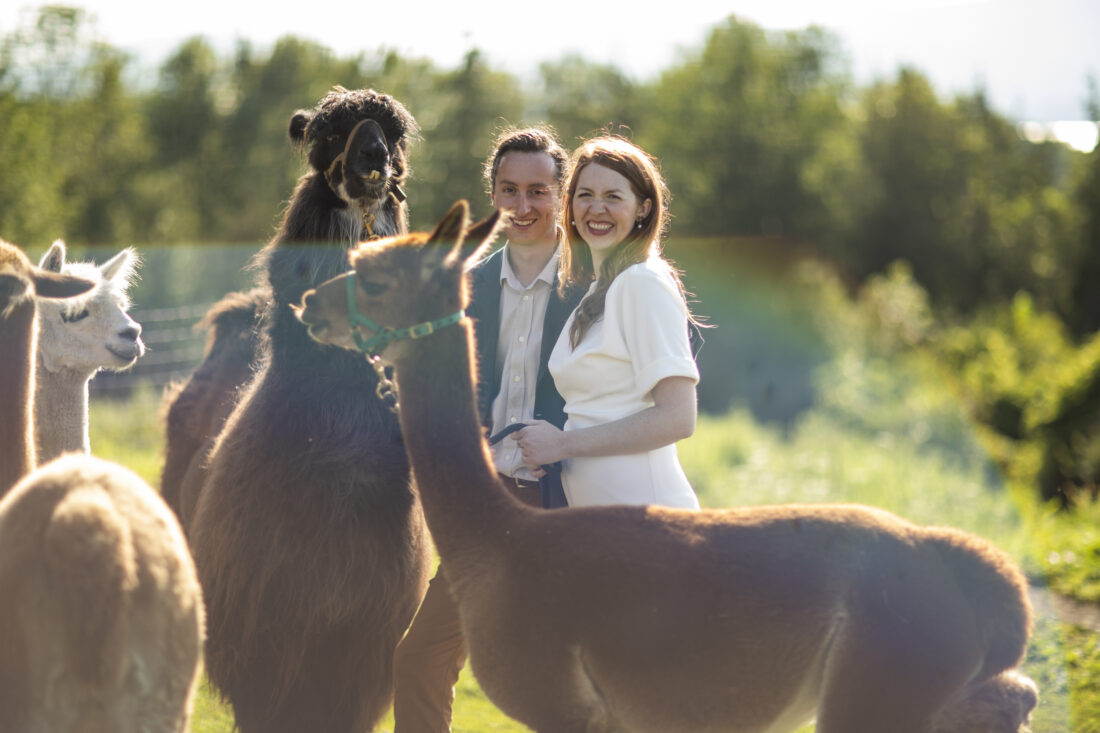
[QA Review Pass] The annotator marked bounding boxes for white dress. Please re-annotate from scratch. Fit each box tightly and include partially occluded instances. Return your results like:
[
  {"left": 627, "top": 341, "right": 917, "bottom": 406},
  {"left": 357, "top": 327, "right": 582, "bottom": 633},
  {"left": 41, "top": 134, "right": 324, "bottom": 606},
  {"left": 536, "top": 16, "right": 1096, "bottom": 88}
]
[{"left": 548, "top": 257, "right": 700, "bottom": 509}]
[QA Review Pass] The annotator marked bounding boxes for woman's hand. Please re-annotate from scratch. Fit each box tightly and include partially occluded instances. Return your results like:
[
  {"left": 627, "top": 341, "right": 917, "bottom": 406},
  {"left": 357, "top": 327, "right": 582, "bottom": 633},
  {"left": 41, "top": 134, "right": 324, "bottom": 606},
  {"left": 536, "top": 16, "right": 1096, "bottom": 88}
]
[
  {"left": 513, "top": 420, "right": 568, "bottom": 477},
  {"left": 510, "top": 376, "right": 696, "bottom": 477}
]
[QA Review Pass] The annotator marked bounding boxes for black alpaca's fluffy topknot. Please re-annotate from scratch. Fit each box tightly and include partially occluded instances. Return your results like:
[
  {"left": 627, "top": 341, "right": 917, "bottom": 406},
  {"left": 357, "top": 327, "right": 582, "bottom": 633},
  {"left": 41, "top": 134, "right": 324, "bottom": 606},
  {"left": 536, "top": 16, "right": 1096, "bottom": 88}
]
[{"left": 289, "top": 87, "right": 418, "bottom": 152}]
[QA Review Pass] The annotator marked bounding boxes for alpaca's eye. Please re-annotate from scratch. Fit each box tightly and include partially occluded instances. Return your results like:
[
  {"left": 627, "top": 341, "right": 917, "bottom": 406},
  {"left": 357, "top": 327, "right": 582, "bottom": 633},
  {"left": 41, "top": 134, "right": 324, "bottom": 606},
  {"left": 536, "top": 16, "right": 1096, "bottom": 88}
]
[
  {"left": 62, "top": 308, "right": 90, "bottom": 323},
  {"left": 361, "top": 280, "right": 387, "bottom": 297}
]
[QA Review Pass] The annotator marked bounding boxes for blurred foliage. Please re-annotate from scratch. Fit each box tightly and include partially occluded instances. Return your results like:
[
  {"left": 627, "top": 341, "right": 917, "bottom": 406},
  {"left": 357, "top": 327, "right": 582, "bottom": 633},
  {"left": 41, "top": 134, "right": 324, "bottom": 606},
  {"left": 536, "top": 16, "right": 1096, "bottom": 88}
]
[
  {"left": 792, "top": 254, "right": 1100, "bottom": 509},
  {"left": 671, "top": 234, "right": 832, "bottom": 426},
  {"left": 1070, "top": 141, "right": 1100, "bottom": 335},
  {"left": 536, "top": 55, "right": 641, "bottom": 146},
  {"left": 408, "top": 49, "right": 524, "bottom": 226},
  {"left": 935, "top": 294, "right": 1100, "bottom": 506},
  {"left": 828, "top": 71, "right": 1082, "bottom": 320},
  {"left": 2, "top": 7, "right": 1094, "bottom": 322},
  {"left": 645, "top": 19, "right": 849, "bottom": 240},
  {"left": 797, "top": 260, "right": 984, "bottom": 467}
]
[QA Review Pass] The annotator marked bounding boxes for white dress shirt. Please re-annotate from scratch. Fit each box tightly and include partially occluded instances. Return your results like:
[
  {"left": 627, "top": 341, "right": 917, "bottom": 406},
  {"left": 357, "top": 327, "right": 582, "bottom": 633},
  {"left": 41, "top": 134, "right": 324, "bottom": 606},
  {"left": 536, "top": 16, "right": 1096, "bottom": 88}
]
[{"left": 489, "top": 244, "right": 560, "bottom": 480}]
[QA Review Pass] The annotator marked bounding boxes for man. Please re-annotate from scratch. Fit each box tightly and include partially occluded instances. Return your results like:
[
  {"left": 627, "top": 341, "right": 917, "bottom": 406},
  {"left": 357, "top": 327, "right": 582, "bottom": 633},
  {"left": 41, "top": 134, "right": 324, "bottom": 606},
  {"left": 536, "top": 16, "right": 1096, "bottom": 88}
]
[{"left": 392, "top": 126, "right": 582, "bottom": 732}]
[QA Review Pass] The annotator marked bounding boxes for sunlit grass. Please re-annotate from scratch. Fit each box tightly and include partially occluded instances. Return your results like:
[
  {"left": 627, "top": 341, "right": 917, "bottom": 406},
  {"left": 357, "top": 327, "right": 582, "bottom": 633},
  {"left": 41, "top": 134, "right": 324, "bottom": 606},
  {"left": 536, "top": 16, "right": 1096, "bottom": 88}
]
[
  {"left": 189, "top": 675, "right": 236, "bottom": 733},
  {"left": 87, "top": 382, "right": 165, "bottom": 486}
]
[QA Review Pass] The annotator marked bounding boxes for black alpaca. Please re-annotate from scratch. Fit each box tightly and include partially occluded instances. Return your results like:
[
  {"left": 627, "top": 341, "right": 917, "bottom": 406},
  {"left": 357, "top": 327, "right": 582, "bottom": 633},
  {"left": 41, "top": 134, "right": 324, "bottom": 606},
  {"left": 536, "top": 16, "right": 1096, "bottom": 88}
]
[
  {"left": 183, "top": 87, "right": 431, "bottom": 733},
  {"left": 163, "top": 85, "right": 416, "bottom": 522}
]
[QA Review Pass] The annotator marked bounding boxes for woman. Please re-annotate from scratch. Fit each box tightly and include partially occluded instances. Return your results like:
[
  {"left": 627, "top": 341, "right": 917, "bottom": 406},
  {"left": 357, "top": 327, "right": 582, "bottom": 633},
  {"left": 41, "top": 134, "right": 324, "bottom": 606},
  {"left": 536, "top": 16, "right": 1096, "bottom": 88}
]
[{"left": 513, "top": 136, "right": 700, "bottom": 509}]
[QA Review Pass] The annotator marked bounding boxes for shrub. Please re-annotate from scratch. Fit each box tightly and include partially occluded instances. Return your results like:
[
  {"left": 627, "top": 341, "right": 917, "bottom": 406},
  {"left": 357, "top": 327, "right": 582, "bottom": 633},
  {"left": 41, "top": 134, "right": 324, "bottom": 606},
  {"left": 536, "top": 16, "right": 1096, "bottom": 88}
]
[{"left": 934, "top": 293, "right": 1100, "bottom": 506}]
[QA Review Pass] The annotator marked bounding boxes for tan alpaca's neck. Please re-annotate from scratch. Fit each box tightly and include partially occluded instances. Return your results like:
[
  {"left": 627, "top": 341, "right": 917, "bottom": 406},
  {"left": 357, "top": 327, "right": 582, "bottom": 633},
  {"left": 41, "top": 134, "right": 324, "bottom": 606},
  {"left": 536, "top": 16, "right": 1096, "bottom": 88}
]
[
  {"left": 0, "top": 302, "right": 37, "bottom": 497},
  {"left": 392, "top": 322, "right": 519, "bottom": 562},
  {"left": 34, "top": 362, "right": 91, "bottom": 462}
]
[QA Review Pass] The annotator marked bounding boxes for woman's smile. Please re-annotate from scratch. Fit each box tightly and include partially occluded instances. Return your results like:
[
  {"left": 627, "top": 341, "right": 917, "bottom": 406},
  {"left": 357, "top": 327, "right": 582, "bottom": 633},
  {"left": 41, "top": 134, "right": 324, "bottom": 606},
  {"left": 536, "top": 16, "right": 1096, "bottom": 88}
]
[{"left": 572, "top": 163, "right": 651, "bottom": 266}]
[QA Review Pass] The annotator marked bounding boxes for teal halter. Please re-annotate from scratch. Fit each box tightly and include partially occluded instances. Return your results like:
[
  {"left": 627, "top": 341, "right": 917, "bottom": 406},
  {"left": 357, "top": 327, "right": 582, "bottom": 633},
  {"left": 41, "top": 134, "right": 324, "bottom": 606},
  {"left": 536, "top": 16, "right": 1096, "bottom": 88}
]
[{"left": 345, "top": 273, "right": 465, "bottom": 357}]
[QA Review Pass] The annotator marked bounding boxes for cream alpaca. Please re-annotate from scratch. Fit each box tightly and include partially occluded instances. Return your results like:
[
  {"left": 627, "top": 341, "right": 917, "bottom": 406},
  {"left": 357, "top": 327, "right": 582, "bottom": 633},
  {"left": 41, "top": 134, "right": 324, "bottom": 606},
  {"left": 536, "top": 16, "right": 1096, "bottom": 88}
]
[{"left": 0, "top": 454, "right": 204, "bottom": 733}]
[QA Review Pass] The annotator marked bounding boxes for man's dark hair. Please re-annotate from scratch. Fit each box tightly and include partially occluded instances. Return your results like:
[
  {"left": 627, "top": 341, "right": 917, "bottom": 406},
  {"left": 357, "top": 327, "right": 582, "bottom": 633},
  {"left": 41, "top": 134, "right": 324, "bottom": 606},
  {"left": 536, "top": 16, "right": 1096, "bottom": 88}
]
[{"left": 483, "top": 125, "right": 569, "bottom": 194}]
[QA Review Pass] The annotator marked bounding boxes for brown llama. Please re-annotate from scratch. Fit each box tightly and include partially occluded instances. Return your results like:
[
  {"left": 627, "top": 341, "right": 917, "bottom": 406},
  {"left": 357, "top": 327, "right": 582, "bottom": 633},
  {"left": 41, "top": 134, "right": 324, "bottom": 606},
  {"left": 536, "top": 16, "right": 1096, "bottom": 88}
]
[
  {"left": 295, "top": 201, "right": 1039, "bottom": 733},
  {"left": 0, "top": 239, "right": 94, "bottom": 493},
  {"left": 185, "top": 87, "right": 432, "bottom": 733},
  {"left": 163, "top": 84, "right": 415, "bottom": 528},
  {"left": 160, "top": 287, "right": 266, "bottom": 521},
  {"left": 0, "top": 240, "right": 204, "bottom": 732}
]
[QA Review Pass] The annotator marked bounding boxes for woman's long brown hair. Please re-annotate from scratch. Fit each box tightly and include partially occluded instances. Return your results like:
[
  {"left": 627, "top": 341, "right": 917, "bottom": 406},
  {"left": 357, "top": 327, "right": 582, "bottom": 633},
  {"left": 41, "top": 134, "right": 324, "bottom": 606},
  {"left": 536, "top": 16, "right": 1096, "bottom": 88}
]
[{"left": 559, "top": 136, "right": 692, "bottom": 348}]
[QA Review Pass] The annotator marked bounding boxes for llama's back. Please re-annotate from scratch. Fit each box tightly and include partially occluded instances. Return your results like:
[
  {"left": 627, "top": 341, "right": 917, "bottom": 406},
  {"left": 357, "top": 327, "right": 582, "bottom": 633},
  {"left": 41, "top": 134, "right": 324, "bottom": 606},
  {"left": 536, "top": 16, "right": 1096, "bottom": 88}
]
[
  {"left": 0, "top": 453, "right": 204, "bottom": 733},
  {"left": 161, "top": 287, "right": 267, "bottom": 523}
]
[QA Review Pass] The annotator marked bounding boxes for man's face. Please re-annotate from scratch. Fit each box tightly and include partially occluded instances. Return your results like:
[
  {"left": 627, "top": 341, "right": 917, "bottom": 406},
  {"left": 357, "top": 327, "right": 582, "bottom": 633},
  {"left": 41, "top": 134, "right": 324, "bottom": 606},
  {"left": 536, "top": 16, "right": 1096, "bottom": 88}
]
[{"left": 491, "top": 151, "right": 560, "bottom": 247}]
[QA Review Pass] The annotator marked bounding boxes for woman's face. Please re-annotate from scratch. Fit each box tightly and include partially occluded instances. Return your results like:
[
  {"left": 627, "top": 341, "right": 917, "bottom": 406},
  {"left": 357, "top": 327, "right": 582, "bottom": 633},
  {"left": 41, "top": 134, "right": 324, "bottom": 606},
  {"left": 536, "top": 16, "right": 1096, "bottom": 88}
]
[{"left": 571, "top": 163, "right": 651, "bottom": 265}]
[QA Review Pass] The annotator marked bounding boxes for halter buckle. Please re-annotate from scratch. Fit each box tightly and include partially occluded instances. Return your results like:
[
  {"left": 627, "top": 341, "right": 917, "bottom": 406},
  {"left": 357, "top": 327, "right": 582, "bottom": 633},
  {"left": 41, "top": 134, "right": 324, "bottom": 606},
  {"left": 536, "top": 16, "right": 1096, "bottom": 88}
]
[{"left": 408, "top": 321, "right": 435, "bottom": 339}]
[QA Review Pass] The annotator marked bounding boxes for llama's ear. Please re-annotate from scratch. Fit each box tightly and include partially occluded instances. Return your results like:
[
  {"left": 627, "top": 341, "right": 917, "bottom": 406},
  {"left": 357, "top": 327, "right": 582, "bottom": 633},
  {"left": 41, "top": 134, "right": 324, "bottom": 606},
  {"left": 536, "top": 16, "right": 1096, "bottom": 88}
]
[
  {"left": 422, "top": 200, "right": 471, "bottom": 278},
  {"left": 289, "top": 111, "right": 312, "bottom": 144},
  {"left": 0, "top": 273, "right": 29, "bottom": 305},
  {"left": 453, "top": 210, "right": 503, "bottom": 269},
  {"left": 39, "top": 240, "right": 66, "bottom": 273},
  {"left": 428, "top": 200, "right": 470, "bottom": 245},
  {"left": 33, "top": 270, "right": 95, "bottom": 299},
  {"left": 101, "top": 247, "right": 139, "bottom": 287}
]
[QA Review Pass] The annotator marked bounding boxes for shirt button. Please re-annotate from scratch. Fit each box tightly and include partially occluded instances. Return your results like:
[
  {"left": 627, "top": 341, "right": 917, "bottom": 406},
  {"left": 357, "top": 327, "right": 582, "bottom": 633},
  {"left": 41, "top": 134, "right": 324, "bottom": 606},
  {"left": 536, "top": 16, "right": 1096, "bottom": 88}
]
[
  {"left": 509, "top": 416, "right": 518, "bottom": 423},
  {"left": 512, "top": 375, "right": 521, "bottom": 383},
  {"left": 518, "top": 335, "right": 526, "bottom": 343},
  {"left": 522, "top": 295, "right": 530, "bottom": 301}
]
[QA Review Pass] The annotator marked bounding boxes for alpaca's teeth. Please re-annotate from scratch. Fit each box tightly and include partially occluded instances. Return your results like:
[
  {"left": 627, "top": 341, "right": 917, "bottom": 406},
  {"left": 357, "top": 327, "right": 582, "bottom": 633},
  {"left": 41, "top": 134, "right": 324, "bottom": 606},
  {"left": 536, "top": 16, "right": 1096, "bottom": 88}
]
[{"left": 369, "top": 170, "right": 381, "bottom": 181}]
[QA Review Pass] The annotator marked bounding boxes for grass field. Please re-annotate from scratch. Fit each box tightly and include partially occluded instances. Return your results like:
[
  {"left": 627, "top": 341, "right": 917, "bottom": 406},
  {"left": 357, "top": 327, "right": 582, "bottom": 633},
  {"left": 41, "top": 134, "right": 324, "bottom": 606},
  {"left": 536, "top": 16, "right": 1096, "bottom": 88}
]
[{"left": 88, "top": 383, "right": 1100, "bottom": 731}]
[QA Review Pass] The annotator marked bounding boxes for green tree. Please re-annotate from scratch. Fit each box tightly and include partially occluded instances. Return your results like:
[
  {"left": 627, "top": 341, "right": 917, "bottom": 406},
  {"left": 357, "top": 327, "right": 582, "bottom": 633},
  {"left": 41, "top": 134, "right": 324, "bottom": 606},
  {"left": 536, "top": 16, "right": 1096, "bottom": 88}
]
[
  {"left": 0, "top": 6, "right": 151, "bottom": 247},
  {"left": 184, "top": 36, "right": 377, "bottom": 243},
  {"left": 65, "top": 44, "right": 155, "bottom": 245},
  {"left": 408, "top": 49, "right": 524, "bottom": 226},
  {"left": 141, "top": 37, "right": 222, "bottom": 242},
  {"left": 148, "top": 38, "right": 219, "bottom": 167},
  {"left": 1068, "top": 81, "right": 1100, "bottom": 336},
  {"left": 535, "top": 55, "right": 640, "bottom": 145},
  {"left": 935, "top": 294, "right": 1100, "bottom": 505},
  {"left": 0, "top": 93, "right": 66, "bottom": 245},
  {"left": 0, "top": 4, "right": 93, "bottom": 98},
  {"left": 0, "top": 7, "right": 85, "bottom": 245},
  {"left": 840, "top": 70, "right": 1079, "bottom": 314},
  {"left": 644, "top": 16, "right": 849, "bottom": 238}
]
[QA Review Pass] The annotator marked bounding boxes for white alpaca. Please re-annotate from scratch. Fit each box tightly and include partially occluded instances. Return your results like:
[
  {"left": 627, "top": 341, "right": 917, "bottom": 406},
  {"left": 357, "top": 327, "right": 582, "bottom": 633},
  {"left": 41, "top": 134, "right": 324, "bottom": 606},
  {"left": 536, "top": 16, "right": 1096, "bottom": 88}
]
[{"left": 35, "top": 240, "right": 145, "bottom": 461}]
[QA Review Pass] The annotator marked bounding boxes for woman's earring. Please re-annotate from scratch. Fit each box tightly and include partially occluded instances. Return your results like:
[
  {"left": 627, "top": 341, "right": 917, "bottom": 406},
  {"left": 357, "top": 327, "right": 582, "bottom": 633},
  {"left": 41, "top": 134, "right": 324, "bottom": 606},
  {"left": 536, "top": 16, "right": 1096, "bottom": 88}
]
[{"left": 635, "top": 218, "right": 643, "bottom": 229}]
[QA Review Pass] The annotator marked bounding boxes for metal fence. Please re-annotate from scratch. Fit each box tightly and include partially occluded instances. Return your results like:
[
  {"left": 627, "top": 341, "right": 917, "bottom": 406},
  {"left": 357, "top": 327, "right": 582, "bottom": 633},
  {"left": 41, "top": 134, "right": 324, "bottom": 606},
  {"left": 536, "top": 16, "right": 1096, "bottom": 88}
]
[{"left": 90, "top": 301, "right": 214, "bottom": 398}]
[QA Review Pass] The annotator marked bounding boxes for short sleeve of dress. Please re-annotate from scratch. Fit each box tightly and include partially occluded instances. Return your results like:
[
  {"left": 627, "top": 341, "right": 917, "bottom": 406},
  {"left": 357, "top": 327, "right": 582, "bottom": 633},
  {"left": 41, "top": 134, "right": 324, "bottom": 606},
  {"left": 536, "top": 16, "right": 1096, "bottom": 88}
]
[{"left": 606, "top": 262, "right": 700, "bottom": 398}]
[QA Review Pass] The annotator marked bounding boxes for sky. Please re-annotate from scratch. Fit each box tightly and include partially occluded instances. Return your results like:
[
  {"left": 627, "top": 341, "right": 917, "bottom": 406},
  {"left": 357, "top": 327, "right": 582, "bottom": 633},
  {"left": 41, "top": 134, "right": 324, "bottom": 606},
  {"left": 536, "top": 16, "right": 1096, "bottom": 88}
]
[{"left": 3, "top": 0, "right": 1098, "bottom": 132}]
